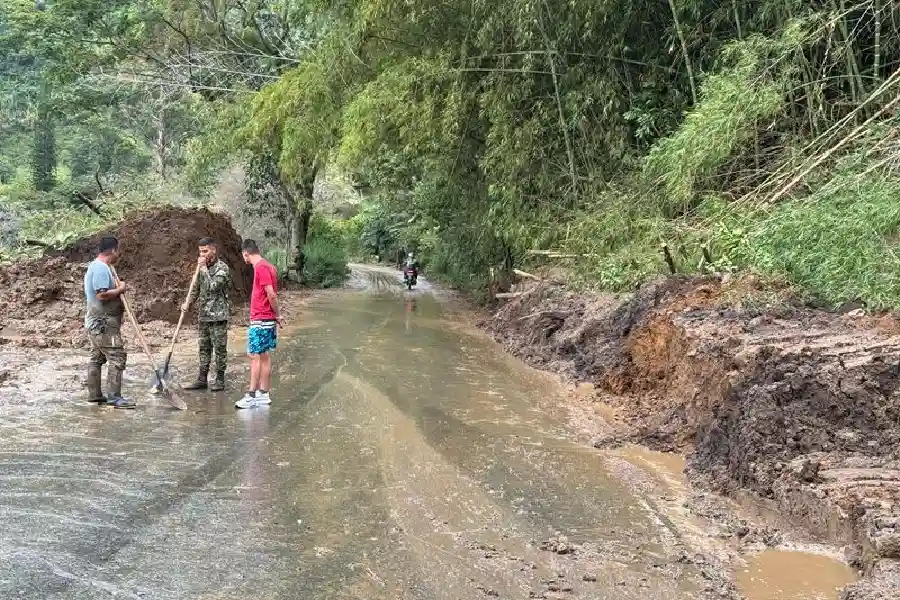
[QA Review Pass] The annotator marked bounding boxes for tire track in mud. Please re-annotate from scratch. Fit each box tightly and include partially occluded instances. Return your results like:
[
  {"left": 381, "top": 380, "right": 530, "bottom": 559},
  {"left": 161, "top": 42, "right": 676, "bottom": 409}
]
[{"left": 333, "top": 370, "right": 707, "bottom": 600}]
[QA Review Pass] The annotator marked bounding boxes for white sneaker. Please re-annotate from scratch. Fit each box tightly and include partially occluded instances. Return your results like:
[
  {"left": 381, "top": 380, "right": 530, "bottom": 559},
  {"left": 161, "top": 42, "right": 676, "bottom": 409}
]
[
  {"left": 234, "top": 392, "right": 272, "bottom": 409},
  {"left": 235, "top": 393, "right": 259, "bottom": 409}
]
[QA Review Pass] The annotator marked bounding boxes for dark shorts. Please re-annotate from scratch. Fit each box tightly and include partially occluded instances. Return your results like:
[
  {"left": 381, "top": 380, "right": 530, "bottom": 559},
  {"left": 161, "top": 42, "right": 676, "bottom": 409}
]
[{"left": 247, "top": 320, "right": 277, "bottom": 355}]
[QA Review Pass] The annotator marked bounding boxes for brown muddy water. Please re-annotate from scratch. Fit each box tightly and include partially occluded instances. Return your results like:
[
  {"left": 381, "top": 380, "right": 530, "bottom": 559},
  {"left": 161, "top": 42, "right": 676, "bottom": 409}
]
[
  {"left": 0, "top": 277, "right": 858, "bottom": 599},
  {"left": 614, "top": 447, "right": 859, "bottom": 600},
  {"left": 737, "top": 550, "right": 858, "bottom": 600}
]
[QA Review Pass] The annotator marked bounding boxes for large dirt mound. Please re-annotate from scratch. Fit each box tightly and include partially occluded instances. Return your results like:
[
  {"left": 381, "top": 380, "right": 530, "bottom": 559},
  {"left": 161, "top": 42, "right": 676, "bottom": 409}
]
[
  {"left": 0, "top": 207, "right": 252, "bottom": 346},
  {"left": 484, "top": 275, "right": 900, "bottom": 598}
]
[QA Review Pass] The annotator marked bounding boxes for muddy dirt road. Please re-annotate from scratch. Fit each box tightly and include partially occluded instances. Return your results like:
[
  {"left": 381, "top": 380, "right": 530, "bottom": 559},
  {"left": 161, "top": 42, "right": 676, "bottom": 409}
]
[{"left": 0, "top": 268, "right": 854, "bottom": 599}]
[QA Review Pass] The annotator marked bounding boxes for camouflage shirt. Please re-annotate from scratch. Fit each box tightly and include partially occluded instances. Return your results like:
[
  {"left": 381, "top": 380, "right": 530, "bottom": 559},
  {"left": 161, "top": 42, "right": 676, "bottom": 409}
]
[{"left": 190, "top": 259, "right": 231, "bottom": 322}]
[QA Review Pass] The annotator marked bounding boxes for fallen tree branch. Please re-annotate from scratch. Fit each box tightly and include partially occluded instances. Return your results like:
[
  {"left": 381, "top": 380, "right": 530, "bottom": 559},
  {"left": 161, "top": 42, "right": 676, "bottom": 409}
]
[
  {"left": 73, "top": 192, "right": 104, "bottom": 217},
  {"left": 526, "top": 250, "right": 594, "bottom": 258},
  {"left": 518, "top": 309, "right": 570, "bottom": 321},
  {"left": 513, "top": 268, "right": 539, "bottom": 280}
]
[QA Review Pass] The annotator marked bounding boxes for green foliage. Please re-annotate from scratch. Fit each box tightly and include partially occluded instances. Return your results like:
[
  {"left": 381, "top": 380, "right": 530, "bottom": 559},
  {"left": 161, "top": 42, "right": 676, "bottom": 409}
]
[
  {"left": 307, "top": 214, "right": 345, "bottom": 248},
  {"left": 0, "top": 182, "right": 177, "bottom": 261},
  {"left": 351, "top": 201, "right": 403, "bottom": 259},
  {"left": 336, "top": 213, "right": 365, "bottom": 260},
  {"left": 265, "top": 248, "right": 289, "bottom": 276},
  {"left": 301, "top": 237, "right": 350, "bottom": 289},
  {"left": 643, "top": 34, "right": 795, "bottom": 216},
  {"left": 705, "top": 174, "right": 900, "bottom": 310},
  {"left": 7, "top": 0, "right": 900, "bottom": 312}
]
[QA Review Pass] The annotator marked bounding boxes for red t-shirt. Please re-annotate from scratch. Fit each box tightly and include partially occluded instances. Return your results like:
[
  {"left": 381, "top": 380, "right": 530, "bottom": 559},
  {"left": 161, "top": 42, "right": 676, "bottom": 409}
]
[{"left": 250, "top": 259, "right": 278, "bottom": 321}]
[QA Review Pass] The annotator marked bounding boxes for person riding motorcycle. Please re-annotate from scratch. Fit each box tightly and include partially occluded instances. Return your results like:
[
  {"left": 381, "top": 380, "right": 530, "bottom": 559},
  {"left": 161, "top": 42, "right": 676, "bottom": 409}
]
[{"left": 403, "top": 253, "right": 419, "bottom": 285}]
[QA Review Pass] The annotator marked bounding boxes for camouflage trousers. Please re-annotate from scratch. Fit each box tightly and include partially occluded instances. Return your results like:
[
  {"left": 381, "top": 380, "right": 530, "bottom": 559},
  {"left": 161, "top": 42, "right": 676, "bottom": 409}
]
[
  {"left": 87, "top": 322, "right": 127, "bottom": 398},
  {"left": 88, "top": 323, "right": 127, "bottom": 371},
  {"left": 198, "top": 320, "right": 228, "bottom": 374}
]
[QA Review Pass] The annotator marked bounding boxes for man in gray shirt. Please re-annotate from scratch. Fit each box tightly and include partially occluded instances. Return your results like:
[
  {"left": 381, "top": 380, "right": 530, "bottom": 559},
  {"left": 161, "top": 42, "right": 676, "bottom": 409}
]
[{"left": 84, "top": 236, "right": 135, "bottom": 408}]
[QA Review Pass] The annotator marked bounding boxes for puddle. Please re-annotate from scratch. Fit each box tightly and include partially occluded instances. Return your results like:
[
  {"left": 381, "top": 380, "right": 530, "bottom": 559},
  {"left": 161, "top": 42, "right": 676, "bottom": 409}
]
[
  {"left": 736, "top": 550, "right": 858, "bottom": 600},
  {"left": 619, "top": 444, "right": 687, "bottom": 481}
]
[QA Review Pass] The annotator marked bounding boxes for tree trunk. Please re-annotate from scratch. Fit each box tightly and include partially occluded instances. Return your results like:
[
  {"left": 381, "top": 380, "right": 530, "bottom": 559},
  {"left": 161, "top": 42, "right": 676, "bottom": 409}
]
[
  {"left": 287, "top": 202, "right": 300, "bottom": 281},
  {"left": 293, "top": 166, "right": 317, "bottom": 280},
  {"left": 295, "top": 199, "right": 312, "bottom": 276},
  {"left": 155, "top": 109, "right": 168, "bottom": 180},
  {"left": 32, "top": 86, "right": 56, "bottom": 192}
]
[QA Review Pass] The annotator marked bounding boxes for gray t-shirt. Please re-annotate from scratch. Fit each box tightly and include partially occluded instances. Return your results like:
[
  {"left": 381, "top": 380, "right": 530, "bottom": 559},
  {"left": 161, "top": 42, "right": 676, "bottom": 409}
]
[{"left": 83, "top": 259, "right": 121, "bottom": 329}]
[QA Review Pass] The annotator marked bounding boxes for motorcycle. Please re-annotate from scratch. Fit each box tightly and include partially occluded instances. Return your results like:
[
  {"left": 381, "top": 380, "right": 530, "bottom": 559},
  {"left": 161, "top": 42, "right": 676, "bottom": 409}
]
[{"left": 403, "top": 266, "right": 418, "bottom": 290}]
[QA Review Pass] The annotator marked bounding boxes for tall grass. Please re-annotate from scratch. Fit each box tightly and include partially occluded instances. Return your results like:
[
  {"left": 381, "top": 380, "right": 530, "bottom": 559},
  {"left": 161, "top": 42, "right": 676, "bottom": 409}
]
[{"left": 706, "top": 174, "right": 900, "bottom": 309}]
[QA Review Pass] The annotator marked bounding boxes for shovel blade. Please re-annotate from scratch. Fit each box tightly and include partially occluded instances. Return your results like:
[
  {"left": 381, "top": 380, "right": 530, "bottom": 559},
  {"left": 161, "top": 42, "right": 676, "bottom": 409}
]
[
  {"left": 159, "top": 383, "right": 187, "bottom": 410},
  {"left": 166, "top": 390, "right": 188, "bottom": 411},
  {"left": 150, "top": 368, "right": 187, "bottom": 410}
]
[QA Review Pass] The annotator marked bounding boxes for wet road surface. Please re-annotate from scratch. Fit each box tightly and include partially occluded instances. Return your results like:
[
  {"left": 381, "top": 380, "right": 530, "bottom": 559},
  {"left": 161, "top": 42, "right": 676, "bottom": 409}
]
[{"left": 1, "top": 284, "right": 719, "bottom": 599}]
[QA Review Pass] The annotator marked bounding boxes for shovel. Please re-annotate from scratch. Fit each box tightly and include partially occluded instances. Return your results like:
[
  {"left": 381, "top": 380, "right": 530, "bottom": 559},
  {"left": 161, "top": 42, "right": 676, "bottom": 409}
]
[
  {"left": 153, "top": 263, "right": 201, "bottom": 392},
  {"left": 110, "top": 267, "right": 187, "bottom": 411}
]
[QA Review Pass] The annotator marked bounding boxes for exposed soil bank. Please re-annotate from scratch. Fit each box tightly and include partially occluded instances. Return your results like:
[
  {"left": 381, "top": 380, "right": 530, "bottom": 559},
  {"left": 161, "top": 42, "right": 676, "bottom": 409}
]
[
  {"left": 482, "top": 275, "right": 900, "bottom": 599},
  {"left": 0, "top": 207, "right": 253, "bottom": 348}
]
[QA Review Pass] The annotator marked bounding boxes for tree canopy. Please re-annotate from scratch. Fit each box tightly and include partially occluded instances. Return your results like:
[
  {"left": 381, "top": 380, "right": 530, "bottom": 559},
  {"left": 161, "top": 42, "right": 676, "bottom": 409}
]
[{"left": 4, "top": 0, "right": 900, "bottom": 306}]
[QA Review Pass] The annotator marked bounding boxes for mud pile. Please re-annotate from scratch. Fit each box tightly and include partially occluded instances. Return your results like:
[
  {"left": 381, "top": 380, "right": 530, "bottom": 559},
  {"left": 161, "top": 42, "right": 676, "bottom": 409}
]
[
  {"left": 0, "top": 207, "right": 253, "bottom": 347},
  {"left": 484, "top": 275, "right": 900, "bottom": 599}
]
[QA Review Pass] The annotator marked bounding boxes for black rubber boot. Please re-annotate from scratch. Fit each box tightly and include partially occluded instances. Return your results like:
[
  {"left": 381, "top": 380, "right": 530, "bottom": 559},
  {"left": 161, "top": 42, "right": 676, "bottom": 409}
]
[
  {"left": 87, "top": 365, "right": 106, "bottom": 403},
  {"left": 209, "top": 371, "right": 225, "bottom": 392},
  {"left": 184, "top": 369, "right": 209, "bottom": 390}
]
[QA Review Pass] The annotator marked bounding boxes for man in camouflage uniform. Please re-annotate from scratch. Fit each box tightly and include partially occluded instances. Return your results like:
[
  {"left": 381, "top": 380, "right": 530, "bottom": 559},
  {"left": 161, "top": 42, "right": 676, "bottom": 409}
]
[
  {"left": 84, "top": 236, "right": 135, "bottom": 409},
  {"left": 183, "top": 238, "right": 232, "bottom": 391}
]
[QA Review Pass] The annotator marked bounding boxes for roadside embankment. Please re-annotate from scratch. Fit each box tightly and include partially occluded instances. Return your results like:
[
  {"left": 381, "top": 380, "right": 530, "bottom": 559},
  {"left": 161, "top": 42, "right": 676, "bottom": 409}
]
[{"left": 482, "top": 275, "right": 900, "bottom": 599}]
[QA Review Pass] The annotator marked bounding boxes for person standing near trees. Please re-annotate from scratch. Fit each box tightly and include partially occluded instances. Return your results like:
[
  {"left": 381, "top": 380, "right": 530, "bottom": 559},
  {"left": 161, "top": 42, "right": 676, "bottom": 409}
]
[
  {"left": 183, "top": 238, "right": 232, "bottom": 392},
  {"left": 235, "top": 238, "right": 282, "bottom": 409},
  {"left": 84, "top": 236, "right": 135, "bottom": 409}
]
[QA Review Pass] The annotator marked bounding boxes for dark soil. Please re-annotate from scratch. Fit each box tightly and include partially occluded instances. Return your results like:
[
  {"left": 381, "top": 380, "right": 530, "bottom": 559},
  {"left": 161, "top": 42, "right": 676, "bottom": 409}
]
[
  {"left": 482, "top": 274, "right": 900, "bottom": 599},
  {"left": 0, "top": 207, "right": 252, "bottom": 347}
]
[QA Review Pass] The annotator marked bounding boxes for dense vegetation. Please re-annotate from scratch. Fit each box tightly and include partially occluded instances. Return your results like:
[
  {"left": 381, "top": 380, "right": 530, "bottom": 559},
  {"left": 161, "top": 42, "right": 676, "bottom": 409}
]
[{"left": 3, "top": 1, "right": 900, "bottom": 307}]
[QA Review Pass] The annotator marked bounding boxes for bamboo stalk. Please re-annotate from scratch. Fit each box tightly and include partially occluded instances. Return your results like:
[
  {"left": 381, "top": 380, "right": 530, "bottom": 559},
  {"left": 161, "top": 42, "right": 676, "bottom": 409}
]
[
  {"left": 765, "top": 93, "right": 900, "bottom": 205},
  {"left": 513, "top": 269, "right": 540, "bottom": 280},
  {"left": 834, "top": 0, "right": 866, "bottom": 100},
  {"left": 873, "top": 0, "right": 882, "bottom": 81},
  {"left": 667, "top": 0, "right": 697, "bottom": 104},
  {"left": 539, "top": 0, "right": 579, "bottom": 202}
]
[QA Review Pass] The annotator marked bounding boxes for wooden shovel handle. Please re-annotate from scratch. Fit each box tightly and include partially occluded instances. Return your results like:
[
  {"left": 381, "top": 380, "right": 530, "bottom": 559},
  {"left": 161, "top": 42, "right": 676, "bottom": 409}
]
[
  {"left": 167, "top": 263, "right": 202, "bottom": 356},
  {"left": 110, "top": 266, "right": 159, "bottom": 371}
]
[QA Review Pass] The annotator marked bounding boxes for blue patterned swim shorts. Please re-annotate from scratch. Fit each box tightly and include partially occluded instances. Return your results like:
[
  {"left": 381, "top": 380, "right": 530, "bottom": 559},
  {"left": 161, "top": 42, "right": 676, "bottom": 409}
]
[{"left": 247, "top": 320, "right": 277, "bottom": 355}]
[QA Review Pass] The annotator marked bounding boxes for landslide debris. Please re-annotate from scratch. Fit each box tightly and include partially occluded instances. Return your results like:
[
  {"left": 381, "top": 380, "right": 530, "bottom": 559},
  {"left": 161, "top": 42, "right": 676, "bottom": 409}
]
[{"left": 0, "top": 206, "right": 252, "bottom": 347}]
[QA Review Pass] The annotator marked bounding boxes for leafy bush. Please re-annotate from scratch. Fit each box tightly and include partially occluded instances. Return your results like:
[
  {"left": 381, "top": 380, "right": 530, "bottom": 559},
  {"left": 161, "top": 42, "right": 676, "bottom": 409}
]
[
  {"left": 266, "top": 247, "right": 289, "bottom": 276},
  {"left": 307, "top": 214, "right": 345, "bottom": 247},
  {"left": 302, "top": 237, "right": 350, "bottom": 288}
]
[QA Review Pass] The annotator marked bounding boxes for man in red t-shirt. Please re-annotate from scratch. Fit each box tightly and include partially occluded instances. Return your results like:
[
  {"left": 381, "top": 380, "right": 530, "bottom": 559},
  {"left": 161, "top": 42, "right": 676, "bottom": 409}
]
[{"left": 235, "top": 239, "right": 282, "bottom": 409}]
